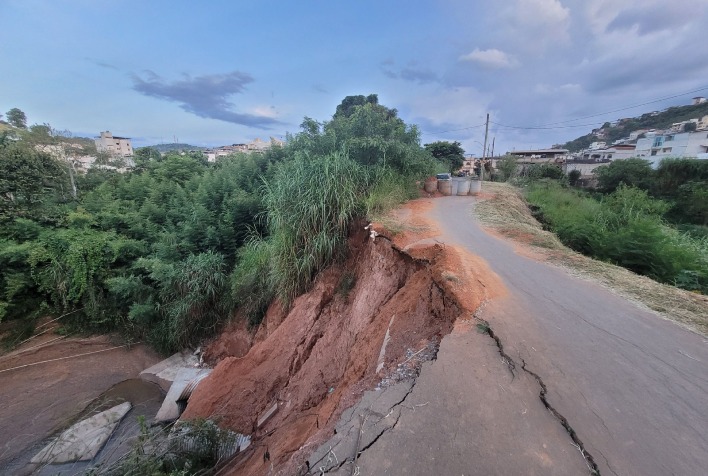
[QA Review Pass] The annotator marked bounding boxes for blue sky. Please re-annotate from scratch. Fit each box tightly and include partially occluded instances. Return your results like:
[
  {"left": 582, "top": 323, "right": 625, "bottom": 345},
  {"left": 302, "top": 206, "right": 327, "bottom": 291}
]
[{"left": 2, "top": 0, "right": 708, "bottom": 154}]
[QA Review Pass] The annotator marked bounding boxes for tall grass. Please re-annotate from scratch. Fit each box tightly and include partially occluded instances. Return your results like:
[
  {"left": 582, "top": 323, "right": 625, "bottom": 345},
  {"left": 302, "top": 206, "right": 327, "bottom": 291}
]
[
  {"left": 527, "top": 182, "right": 708, "bottom": 293},
  {"left": 230, "top": 150, "right": 430, "bottom": 324}
]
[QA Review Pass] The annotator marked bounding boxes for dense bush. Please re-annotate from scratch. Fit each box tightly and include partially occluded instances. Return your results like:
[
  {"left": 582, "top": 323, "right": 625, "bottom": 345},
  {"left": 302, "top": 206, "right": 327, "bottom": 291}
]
[
  {"left": 1, "top": 95, "right": 435, "bottom": 350},
  {"left": 527, "top": 182, "right": 708, "bottom": 293}
]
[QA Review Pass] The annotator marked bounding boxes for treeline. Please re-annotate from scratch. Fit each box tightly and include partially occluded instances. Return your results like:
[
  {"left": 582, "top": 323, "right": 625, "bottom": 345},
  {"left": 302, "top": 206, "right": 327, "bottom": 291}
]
[
  {"left": 526, "top": 158, "right": 708, "bottom": 293},
  {"left": 0, "top": 95, "right": 438, "bottom": 352}
]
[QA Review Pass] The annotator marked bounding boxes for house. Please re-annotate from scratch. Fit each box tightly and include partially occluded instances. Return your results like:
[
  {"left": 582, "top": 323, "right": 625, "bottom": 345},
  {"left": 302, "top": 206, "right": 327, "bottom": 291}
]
[
  {"left": 580, "top": 144, "right": 636, "bottom": 162},
  {"left": 95, "top": 131, "right": 133, "bottom": 157},
  {"left": 205, "top": 137, "right": 285, "bottom": 162},
  {"left": 629, "top": 129, "right": 649, "bottom": 141},
  {"left": 697, "top": 115, "right": 708, "bottom": 131},
  {"left": 634, "top": 131, "right": 708, "bottom": 166},
  {"left": 506, "top": 148, "right": 569, "bottom": 164},
  {"left": 692, "top": 97, "right": 706, "bottom": 105}
]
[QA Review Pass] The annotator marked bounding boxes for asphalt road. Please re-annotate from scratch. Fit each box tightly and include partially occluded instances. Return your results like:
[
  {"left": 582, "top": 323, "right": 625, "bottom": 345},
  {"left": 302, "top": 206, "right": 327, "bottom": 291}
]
[
  {"left": 342, "top": 196, "right": 707, "bottom": 476},
  {"left": 427, "top": 196, "right": 708, "bottom": 476}
]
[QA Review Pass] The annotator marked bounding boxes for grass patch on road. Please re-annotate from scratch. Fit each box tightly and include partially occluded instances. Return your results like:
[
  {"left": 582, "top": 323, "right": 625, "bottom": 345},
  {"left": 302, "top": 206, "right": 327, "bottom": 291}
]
[{"left": 475, "top": 182, "right": 708, "bottom": 336}]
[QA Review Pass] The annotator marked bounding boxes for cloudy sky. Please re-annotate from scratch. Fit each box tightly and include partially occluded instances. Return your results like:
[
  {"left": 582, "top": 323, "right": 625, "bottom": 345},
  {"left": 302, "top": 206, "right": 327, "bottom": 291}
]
[{"left": 2, "top": 0, "right": 708, "bottom": 154}]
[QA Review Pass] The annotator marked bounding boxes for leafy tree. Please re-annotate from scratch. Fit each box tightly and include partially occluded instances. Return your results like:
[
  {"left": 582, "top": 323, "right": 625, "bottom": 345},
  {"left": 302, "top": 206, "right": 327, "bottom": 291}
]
[
  {"left": 133, "top": 146, "right": 162, "bottom": 166},
  {"left": 568, "top": 169, "right": 582, "bottom": 186},
  {"left": 683, "top": 122, "right": 697, "bottom": 132},
  {"left": 334, "top": 94, "right": 381, "bottom": 118},
  {"left": 6, "top": 108, "right": 27, "bottom": 129},
  {"left": 595, "top": 158, "right": 655, "bottom": 193},
  {"left": 0, "top": 142, "right": 68, "bottom": 222},
  {"left": 424, "top": 141, "right": 465, "bottom": 173},
  {"left": 496, "top": 154, "right": 518, "bottom": 181}
]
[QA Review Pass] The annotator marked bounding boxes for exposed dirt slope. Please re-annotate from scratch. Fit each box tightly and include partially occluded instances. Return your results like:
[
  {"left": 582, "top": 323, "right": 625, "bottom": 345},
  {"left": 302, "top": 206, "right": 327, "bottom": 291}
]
[{"left": 183, "top": 201, "right": 499, "bottom": 475}]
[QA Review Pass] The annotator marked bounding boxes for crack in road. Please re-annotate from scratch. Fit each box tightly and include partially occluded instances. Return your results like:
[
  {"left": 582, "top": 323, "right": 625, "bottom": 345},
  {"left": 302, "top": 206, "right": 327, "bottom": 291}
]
[
  {"left": 520, "top": 358, "right": 601, "bottom": 476},
  {"left": 479, "top": 319, "right": 601, "bottom": 476}
]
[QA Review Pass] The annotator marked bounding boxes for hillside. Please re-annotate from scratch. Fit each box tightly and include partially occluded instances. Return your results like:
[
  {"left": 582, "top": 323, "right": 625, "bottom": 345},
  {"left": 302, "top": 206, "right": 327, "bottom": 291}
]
[
  {"left": 563, "top": 101, "right": 708, "bottom": 152},
  {"left": 148, "top": 142, "right": 206, "bottom": 153}
]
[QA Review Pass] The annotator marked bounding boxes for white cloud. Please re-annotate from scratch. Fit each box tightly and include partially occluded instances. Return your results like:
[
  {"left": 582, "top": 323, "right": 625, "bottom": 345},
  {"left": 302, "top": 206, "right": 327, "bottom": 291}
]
[
  {"left": 506, "top": 0, "right": 571, "bottom": 51},
  {"left": 250, "top": 105, "right": 279, "bottom": 118},
  {"left": 459, "top": 48, "right": 519, "bottom": 69},
  {"left": 403, "top": 86, "right": 492, "bottom": 136}
]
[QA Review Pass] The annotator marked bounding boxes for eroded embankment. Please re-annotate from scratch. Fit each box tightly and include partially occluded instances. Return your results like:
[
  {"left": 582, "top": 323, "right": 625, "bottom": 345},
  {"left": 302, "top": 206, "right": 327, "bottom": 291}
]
[{"left": 183, "top": 212, "right": 491, "bottom": 475}]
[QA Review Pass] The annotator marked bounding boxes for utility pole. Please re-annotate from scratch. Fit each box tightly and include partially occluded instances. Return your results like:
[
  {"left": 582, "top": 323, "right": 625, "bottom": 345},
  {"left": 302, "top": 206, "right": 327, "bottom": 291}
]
[{"left": 481, "top": 113, "right": 489, "bottom": 181}]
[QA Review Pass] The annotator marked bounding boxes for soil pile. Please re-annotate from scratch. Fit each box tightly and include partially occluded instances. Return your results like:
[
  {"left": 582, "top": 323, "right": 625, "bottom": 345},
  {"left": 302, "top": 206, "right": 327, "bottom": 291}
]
[{"left": 184, "top": 199, "right": 498, "bottom": 475}]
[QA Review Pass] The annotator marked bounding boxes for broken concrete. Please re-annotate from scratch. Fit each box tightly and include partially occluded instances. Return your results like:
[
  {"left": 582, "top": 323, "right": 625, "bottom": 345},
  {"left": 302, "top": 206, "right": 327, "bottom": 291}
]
[
  {"left": 257, "top": 402, "right": 279, "bottom": 428},
  {"left": 307, "top": 380, "right": 414, "bottom": 474},
  {"left": 155, "top": 368, "right": 211, "bottom": 422},
  {"left": 30, "top": 402, "right": 132, "bottom": 464},
  {"left": 140, "top": 350, "right": 200, "bottom": 391}
]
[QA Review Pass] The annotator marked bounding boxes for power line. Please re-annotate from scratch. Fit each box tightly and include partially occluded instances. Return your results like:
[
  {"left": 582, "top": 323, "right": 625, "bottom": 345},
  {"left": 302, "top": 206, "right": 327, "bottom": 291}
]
[
  {"left": 537, "top": 85, "right": 708, "bottom": 126},
  {"left": 490, "top": 120, "right": 606, "bottom": 130},
  {"left": 422, "top": 84, "right": 708, "bottom": 135},
  {"left": 424, "top": 123, "right": 486, "bottom": 135}
]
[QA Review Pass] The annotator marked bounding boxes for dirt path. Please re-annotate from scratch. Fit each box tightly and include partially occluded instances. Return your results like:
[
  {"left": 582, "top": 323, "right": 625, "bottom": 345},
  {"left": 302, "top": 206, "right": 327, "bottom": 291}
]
[
  {"left": 331, "top": 195, "right": 708, "bottom": 476},
  {"left": 0, "top": 335, "right": 160, "bottom": 469}
]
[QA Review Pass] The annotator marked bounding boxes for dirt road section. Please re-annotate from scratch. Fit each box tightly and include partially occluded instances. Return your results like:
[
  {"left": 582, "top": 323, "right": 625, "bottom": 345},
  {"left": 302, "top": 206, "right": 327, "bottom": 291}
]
[
  {"left": 0, "top": 335, "right": 160, "bottom": 468},
  {"left": 425, "top": 196, "right": 708, "bottom": 476}
]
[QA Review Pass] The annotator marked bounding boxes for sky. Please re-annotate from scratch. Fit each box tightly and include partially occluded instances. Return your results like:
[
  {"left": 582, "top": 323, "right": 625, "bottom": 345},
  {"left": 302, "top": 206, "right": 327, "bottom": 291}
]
[{"left": 2, "top": 0, "right": 708, "bottom": 155}]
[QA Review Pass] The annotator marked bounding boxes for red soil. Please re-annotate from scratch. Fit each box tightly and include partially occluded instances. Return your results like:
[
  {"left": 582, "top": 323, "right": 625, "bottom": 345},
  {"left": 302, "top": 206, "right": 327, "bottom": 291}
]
[{"left": 184, "top": 199, "right": 504, "bottom": 475}]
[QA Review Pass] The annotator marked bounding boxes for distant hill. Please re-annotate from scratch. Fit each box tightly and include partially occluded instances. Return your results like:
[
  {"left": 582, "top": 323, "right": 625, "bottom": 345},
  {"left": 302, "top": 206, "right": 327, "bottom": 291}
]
[
  {"left": 562, "top": 101, "right": 708, "bottom": 152},
  {"left": 146, "top": 143, "right": 206, "bottom": 153}
]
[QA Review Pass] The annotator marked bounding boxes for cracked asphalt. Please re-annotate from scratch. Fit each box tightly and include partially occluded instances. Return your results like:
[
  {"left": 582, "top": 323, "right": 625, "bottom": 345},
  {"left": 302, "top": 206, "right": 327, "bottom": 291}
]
[{"left": 309, "top": 196, "right": 708, "bottom": 475}]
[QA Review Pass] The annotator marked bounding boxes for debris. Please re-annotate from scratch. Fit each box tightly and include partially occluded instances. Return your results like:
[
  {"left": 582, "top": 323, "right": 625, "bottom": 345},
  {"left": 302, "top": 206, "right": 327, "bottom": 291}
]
[{"left": 257, "top": 402, "right": 279, "bottom": 428}]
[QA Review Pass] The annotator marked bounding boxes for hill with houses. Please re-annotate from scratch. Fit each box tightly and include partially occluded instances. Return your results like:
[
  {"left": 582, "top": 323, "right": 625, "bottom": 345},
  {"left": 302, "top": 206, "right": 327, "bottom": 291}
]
[{"left": 562, "top": 99, "right": 708, "bottom": 152}]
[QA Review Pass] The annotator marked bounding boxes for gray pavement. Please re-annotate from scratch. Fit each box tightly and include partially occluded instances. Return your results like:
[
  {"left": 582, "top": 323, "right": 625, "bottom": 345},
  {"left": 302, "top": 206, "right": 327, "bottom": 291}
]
[
  {"left": 427, "top": 196, "right": 708, "bottom": 476},
  {"left": 314, "top": 196, "right": 708, "bottom": 476}
]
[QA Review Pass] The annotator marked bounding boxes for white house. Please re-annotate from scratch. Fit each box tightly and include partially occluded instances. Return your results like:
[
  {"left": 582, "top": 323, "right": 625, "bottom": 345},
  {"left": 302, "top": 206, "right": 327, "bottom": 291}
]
[{"left": 634, "top": 131, "right": 708, "bottom": 167}]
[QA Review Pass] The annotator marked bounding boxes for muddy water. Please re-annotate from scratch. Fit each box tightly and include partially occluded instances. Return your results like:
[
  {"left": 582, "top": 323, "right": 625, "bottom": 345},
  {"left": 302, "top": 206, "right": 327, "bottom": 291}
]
[{"left": 3, "top": 378, "right": 164, "bottom": 476}]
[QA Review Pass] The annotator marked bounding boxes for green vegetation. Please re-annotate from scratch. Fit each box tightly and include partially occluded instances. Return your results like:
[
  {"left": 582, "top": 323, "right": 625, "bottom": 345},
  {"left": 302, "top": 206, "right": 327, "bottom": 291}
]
[
  {"left": 526, "top": 180, "right": 708, "bottom": 293},
  {"left": 0, "top": 96, "right": 436, "bottom": 352},
  {"left": 424, "top": 140, "right": 465, "bottom": 173}
]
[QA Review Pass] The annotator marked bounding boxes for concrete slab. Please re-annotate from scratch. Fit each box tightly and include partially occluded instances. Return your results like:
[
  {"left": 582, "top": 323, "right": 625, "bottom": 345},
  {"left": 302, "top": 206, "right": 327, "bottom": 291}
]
[
  {"left": 307, "top": 381, "right": 414, "bottom": 473},
  {"left": 155, "top": 368, "right": 211, "bottom": 422},
  {"left": 140, "top": 350, "right": 199, "bottom": 391},
  {"left": 30, "top": 402, "right": 132, "bottom": 464}
]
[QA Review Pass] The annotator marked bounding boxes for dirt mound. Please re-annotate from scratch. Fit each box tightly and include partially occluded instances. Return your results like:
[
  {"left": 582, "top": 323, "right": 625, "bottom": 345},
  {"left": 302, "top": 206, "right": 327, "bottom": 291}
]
[{"left": 183, "top": 199, "right": 499, "bottom": 475}]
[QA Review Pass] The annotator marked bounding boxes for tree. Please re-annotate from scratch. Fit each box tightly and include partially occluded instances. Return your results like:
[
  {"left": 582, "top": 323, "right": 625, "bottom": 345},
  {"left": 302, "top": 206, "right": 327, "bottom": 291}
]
[
  {"left": 424, "top": 141, "right": 465, "bottom": 173},
  {"left": 6, "top": 108, "right": 27, "bottom": 129},
  {"left": 568, "top": 169, "right": 582, "bottom": 186},
  {"left": 496, "top": 154, "right": 518, "bottom": 181},
  {"left": 334, "top": 94, "right": 380, "bottom": 119},
  {"left": 595, "top": 158, "right": 655, "bottom": 193},
  {"left": 683, "top": 122, "right": 697, "bottom": 132}
]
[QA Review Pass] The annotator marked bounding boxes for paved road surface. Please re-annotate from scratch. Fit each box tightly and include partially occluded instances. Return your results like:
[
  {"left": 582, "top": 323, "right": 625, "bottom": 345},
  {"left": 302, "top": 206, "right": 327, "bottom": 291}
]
[{"left": 348, "top": 196, "right": 708, "bottom": 475}]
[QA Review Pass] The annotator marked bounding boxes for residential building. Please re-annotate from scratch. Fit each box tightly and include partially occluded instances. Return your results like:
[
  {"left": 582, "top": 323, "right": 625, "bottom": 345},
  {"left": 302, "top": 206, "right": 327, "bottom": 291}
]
[
  {"left": 692, "top": 96, "right": 706, "bottom": 105},
  {"left": 580, "top": 144, "right": 637, "bottom": 162},
  {"left": 205, "top": 137, "right": 285, "bottom": 162},
  {"left": 634, "top": 131, "right": 708, "bottom": 166},
  {"left": 506, "top": 148, "right": 569, "bottom": 164},
  {"left": 697, "top": 115, "right": 708, "bottom": 131},
  {"left": 95, "top": 131, "right": 133, "bottom": 157}
]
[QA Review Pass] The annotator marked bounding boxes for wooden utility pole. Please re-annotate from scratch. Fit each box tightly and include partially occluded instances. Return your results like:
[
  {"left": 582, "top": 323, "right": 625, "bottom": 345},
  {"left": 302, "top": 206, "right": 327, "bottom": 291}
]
[{"left": 481, "top": 113, "right": 489, "bottom": 181}]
